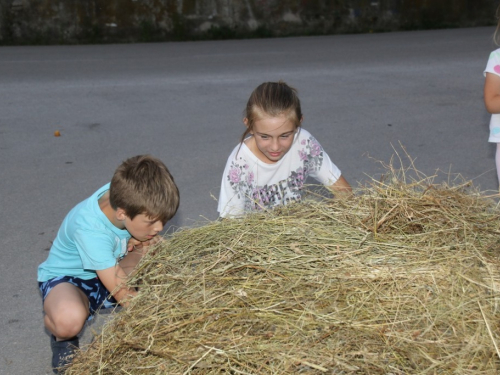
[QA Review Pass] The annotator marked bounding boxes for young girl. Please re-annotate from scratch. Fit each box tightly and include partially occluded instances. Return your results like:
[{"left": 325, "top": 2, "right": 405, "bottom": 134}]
[
  {"left": 218, "top": 81, "right": 351, "bottom": 218},
  {"left": 484, "top": 7, "right": 500, "bottom": 187}
]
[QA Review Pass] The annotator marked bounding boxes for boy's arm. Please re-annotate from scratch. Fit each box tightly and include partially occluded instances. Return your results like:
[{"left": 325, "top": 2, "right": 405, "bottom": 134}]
[
  {"left": 119, "top": 247, "right": 146, "bottom": 276},
  {"left": 122, "top": 235, "right": 163, "bottom": 273},
  {"left": 96, "top": 236, "right": 163, "bottom": 306},
  {"left": 484, "top": 72, "right": 500, "bottom": 113},
  {"left": 96, "top": 265, "right": 137, "bottom": 307}
]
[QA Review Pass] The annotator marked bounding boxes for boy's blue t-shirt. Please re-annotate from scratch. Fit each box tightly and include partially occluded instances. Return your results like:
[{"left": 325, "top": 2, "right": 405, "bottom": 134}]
[{"left": 37, "top": 183, "right": 131, "bottom": 282}]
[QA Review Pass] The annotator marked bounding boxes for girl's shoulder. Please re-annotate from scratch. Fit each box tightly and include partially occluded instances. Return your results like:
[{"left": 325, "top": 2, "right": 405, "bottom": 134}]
[
  {"left": 297, "top": 128, "right": 313, "bottom": 138},
  {"left": 295, "top": 128, "right": 318, "bottom": 143},
  {"left": 226, "top": 141, "right": 258, "bottom": 165}
]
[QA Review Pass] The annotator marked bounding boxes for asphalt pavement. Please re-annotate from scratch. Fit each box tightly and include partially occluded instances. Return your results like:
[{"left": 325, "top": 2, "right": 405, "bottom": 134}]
[{"left": 0, "top": 26, "right": 497, "bottom": 374}]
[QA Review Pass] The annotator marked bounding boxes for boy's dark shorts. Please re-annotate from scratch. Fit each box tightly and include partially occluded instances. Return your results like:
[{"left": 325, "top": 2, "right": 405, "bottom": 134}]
[{"left": 38, "top": 276, "right": 117, "bottom": 320}]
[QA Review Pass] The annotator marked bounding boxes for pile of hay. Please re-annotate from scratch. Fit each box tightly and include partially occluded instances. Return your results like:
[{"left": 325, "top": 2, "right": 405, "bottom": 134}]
[{"left": 68, "top": 163, "right": 500, "bottom": 374}]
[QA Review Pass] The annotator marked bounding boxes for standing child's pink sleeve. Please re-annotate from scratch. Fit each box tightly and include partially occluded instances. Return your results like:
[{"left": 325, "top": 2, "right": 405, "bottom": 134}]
[{"left": 484, "top": 49, "right": 500, "bottom": 77}]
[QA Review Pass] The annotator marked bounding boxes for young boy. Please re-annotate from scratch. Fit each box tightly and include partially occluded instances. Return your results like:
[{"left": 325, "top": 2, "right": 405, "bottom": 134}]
[{"left": 37, "top": 155, "right": 180, "bottom": 374}]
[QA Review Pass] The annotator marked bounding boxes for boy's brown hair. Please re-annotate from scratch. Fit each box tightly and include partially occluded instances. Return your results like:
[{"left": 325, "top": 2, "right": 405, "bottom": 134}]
[{"left": 110, "top": 155, "right": 179, "bottom": 224}]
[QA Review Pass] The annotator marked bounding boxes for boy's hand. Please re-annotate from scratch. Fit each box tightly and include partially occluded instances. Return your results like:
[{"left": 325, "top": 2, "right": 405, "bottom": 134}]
[{"left": 127, "top": 235, "right": 163, "bottom": 253}]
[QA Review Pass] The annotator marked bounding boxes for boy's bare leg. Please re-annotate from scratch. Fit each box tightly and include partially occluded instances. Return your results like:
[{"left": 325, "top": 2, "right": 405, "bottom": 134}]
[{"left": 43, "top": 283, "right": 89, "bottom": 340}]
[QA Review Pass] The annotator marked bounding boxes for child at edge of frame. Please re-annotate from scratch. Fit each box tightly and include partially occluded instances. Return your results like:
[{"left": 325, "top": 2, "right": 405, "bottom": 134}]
[
  {"left": 37, "top": 154, "right": 180, "bottom": 374},
  {"left": 484, "top": 4, "right": 500, "bottom": 190},
  {"left": 217, "top": 80, "right": 352, "bottom": 218}
]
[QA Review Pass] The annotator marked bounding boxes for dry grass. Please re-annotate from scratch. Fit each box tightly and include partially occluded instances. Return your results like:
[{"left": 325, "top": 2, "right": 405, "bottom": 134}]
[{"left": 67, "top": 154, "right": 500, "bottom": 374}]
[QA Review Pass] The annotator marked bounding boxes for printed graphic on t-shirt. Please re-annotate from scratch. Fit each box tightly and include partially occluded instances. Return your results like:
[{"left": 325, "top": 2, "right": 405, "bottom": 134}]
[{"left": 226, "top": 135, "right": 324, "bottom": 211}]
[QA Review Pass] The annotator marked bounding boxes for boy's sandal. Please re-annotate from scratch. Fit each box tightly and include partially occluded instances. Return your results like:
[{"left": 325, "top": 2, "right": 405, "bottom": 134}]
[{"left": 50, "top": 335, "right": 79, "bottom": 374}]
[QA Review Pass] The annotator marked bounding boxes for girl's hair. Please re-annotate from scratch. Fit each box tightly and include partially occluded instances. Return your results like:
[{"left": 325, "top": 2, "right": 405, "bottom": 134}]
[
  {"left": 495, "top": 4, "right": 500, "bottom": 46},
  {"left": 240, "top": 81, "right": 302, "bottom": 143}
]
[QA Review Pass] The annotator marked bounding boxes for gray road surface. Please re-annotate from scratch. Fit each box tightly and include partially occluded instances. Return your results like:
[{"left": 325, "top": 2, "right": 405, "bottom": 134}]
[{"left": 0, "top": 27, "right": 497, "bottom": 374}]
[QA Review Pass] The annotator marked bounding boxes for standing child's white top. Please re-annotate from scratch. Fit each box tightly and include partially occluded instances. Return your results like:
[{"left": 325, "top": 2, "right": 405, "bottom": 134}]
[
  {"left": 484, "top": 48, "right": 500, "bottom": 142},
  {"left": 218, "top": 128, "right": 341, "bottom": 218}
]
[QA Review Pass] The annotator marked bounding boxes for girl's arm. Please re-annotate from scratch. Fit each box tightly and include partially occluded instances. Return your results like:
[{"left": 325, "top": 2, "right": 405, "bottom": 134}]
[
  {"left": 218, "top": 149, "right": 248, "bottom": 218},
  {"left": 484, "top": 72, "right": 500, "bottom": 113},
  {"left": 329, "top": 175, "right": 352, "bottom": 196}
]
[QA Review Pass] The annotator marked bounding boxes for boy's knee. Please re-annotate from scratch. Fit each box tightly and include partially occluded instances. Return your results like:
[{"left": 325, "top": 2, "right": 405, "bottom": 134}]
[{"left": 46, "top": 309, "right": 87, "bottom": 339}]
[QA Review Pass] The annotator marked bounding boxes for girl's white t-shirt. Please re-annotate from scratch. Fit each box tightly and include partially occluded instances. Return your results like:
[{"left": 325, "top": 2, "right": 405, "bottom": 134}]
[{"left": 217, "top": 128, "right": 341, "bottom": 217}]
